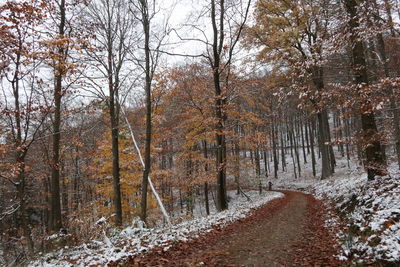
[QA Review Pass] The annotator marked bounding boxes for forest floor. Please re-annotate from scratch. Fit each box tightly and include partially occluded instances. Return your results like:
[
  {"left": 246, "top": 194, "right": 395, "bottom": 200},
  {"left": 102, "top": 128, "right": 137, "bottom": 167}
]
[{"left": 117, "top": 191, "right": 346, "bottom": 267}]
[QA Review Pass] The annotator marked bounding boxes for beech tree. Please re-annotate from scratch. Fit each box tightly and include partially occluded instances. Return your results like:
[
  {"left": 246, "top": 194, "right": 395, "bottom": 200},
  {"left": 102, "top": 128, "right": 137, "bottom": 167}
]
[
  {"left": 41, "top": 0, "right": 90, "bottom": 232},
  {"left": 1, "top": 0, "right": 400, "bottom": 263},
  {"left": 0, "top": 0, "right": 48, "bottom": 254},
  {"left": 129, "top": 0, "right": 171, "bottom": 223},
  {"left": 343, "top": 0, "right": 386, "bottom": 180},
  {"left": 172, "top": 0, "right": 251, "bottom": 210},
  {"left": 83, "top": 0, "right": 136, "bottom": 227},
  {"left": 158, "top": 63, "right": 216, "bottom": 215},
  {"left": 369, "top": 0, "right": 400, "bottom": 169},
  {"left": 247, "top": 0, "right": 337, "bottom": 179},
  {"left": 48, "top": 0, "right": 66, "bottom": 232}
]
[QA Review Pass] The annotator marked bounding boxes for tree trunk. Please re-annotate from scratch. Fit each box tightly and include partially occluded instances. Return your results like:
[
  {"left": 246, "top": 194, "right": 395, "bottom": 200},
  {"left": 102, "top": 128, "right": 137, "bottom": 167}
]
[
  {"left": 50, "top": 0, "right": 66, "bottom": 232},
  {"left": 280, "top": 125, "right": 286, "bottom": 172},
  {"left": 343, "top": 113, "right": 352, "bottom": 167},
  {"left": 374, "top": 2, "right": 400, "bottom": 169},
  {"left": 323, "top": 111, "right": 336, "bottom": 172},
  {"left": 203, "top": 140, "right": 210, "bottom": 215},
  {"left": 310, "top": 118, "right": 317, "bottom": 177},
  {"left": 344, "top": 0, "right": 386, "bottom": 180},
  {"left": 11, "top": 37, "right": 34, "bottom": 253},
  {"left": 317, "top": 112, "right": 332, "bottom": 179},
  {"left": 272, "top": 119, "right": 279, "bottom": 178},
  {"left": 264, "top": 151, "right": 269, "bottom": 177},
  {"left": 310, "top": 64, "right": 333, "bottom": 179},
  {"left": 293, "top": 123, "right": 301, "bottom": 178},
  {"left": 106, "top": 5, "right": 123, "bottom": 226},
  {"left": 304, "top": 116, "right": 310, "bottom": 154},
  {"left": 234, "top": 131, "right": 241, "bottom": 194},
  {"left": 17, "top": 169, "right": 34, "bottom": 254},
  {"left": 255, "top": 149, "right": 262, "bottom": 194},
  {"left": 140, "top": 0, "right": 152, "bottom": 223},
  {"left": 288, "top": 124, "right": 297, "bottom": 179},
  {"left": 110, "top": 101, "right": 122, "bottom": 226},
  {"left": 211, "top": 0, "right": 228, "bottom": 211},
  {"left": 299, "top": 116, "right": 307, "bottom": 163}
]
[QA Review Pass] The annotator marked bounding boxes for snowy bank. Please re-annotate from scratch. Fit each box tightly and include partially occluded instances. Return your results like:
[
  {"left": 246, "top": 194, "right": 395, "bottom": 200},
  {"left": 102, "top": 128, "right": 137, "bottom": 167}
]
[
  {"left": 277, "top": 165, "right": 400, "bottom": 264},
  {"left": 29, "top": 191, "right": 283, "bottom": 267}
]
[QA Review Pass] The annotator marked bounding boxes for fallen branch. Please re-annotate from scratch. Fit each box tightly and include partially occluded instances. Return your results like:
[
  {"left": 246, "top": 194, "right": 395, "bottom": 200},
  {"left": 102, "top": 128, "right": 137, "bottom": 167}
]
[
  {"left": 121, "top": 106, "right": 172, "bottom": 227},
  {"left": 238, "top": 186, "right": 252, "bottom": 202}
]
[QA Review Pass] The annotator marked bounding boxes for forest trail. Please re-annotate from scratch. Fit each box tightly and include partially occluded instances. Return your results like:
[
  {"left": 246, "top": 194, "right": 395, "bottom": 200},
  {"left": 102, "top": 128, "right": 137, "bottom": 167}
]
[{"left": 119, "top": 191, "right": 346, "bottom": 266}]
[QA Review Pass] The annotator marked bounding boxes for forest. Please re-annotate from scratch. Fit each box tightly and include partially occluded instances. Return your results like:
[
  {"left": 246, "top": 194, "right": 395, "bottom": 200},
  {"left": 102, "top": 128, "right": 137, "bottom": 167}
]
[{"left": 1, "top": 0, "right": 400, "bottom": 266}]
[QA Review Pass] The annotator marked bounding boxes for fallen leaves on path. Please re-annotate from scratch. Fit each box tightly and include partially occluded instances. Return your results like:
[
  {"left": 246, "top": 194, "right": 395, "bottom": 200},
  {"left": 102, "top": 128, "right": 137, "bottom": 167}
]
[
  {"left": 290, "top": 194, "right": 345, "bottom": 266},
  {"left": 114, "top": 191, "right": 348, "bottom": 266}
]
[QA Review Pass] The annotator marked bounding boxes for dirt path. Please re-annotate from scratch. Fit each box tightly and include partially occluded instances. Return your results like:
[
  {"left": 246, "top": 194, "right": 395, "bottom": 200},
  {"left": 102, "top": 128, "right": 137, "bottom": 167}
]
[{"left": 121, "top": 191, "right": 346, "bottom": 266}]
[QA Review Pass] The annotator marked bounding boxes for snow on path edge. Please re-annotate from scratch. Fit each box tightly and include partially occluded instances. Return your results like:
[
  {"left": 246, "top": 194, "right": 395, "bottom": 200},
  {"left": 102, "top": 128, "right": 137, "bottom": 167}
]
[{"left": 29, "top": 191, "right": 284, "bottom": 267}]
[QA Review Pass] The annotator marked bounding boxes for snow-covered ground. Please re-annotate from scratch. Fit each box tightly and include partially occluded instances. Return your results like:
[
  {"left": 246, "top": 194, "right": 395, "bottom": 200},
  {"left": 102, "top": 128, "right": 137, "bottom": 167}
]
[
  {"left": 313, "top": 170, "right": 400, "bottom": 263},
  {"left": 276, "top": 157, "right": 400, "bottom": 264},
  {"left": 24, "top": 150, "right": 400, "bottom": 266},
  {"left": 29, "top": 191, "right": 283, "bottom": 267}
]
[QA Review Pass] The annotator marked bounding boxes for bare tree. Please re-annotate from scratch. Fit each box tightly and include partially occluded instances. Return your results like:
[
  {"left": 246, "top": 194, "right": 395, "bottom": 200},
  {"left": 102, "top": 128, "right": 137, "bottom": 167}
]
[
  {"left": 49, "top": 0, "right": 67, "bottom": 232},
  {"left": 83, "top": 0, "right": 137, "bottom": 226},
  {"left": 0, "top": 0, "right": 48, "bottom": 254},
  {"left": 206, "top": 0, "right": 251, "bottom": 210},
  {"left": 129, "top": 0, "right": 171, "bottom": 223}
]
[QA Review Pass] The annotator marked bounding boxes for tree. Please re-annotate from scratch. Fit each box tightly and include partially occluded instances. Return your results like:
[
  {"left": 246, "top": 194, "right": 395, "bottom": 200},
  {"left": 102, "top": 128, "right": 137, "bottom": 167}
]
[
  {"left": 48, "top": 0, "right": 67, "bottom": 232},
  {"left": 158, "top": 63, "right": 216, "bottom": 215},
  {"left": 89, "top": 129, "right": 144, "bottom": 222},
  {"left": 208, "top": 0, "right": 252, "bottom": 210},
  {"left": 40, "top": 0, "right": 90, "bottom": 232},
  {"left": 136, "top": 0, "right": 153, "bottom": 223},
  {"left": 130, "top": 0, "right": 170, "bottom": 223},
  {"left": 369, "top": 0, "right": 400, "bottom": 169},
  {"left": 0, "top": 0, "right": 48, "bottom": 254},
  {"left": 248, "top": 0, "right": 337, "bottom": 179},
  {"left": 343, "top": 0, "right": 386, "bottom": 180},
  {"left": 83, "top": 0, "right": 136, "bottom": 227}
]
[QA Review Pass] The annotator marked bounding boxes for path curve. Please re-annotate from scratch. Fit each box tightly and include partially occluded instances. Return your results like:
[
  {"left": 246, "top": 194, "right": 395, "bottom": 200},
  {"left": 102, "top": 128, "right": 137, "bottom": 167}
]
[{"left": 121, "top": 191, "right": 346, "bottom": 266}]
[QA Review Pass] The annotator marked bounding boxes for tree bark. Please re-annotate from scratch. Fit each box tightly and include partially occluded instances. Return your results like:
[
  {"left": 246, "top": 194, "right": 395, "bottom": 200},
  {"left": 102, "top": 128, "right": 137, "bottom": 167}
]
[
  {"left": 211, "top": 0, "right": 228, "bottom": 211},
  {"left": 272, "top": 118, "right": 279, "bottom": 178},
  {"left": 50, "top": 0, "right": 66, "bottom": 232},
  {"left": 344, "top": 0, "right": 386, "bottom": 180},
  {"left": 105, "top": 1, "right": 123, "bottom": 226},
  {"left": 311, "top": 65, "right": 334, "bottom": 179},
  {"left": 203, "top": 140, "right": 210, "bottom": 215},
  {"left": 310, "top": 118, "right": 317, "bottom": 177},
  {"left": 317, "top": 112, "right": 332, "bottom": 179},
  {"left": 140, "top": 0, "right": 152, "bottom": 222},
  {"left": 11, "top": 52, "right": 34, "bottom": 252},
  {"left": 375, "top": 0, "right": 400, "bottom": 169}
]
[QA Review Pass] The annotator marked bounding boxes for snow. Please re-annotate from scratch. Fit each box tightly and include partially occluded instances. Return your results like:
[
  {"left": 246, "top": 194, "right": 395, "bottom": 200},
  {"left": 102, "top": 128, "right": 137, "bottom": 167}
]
[
  {"left": 276, "top": 157, "right": 400, "bottom": 264},
  {"left": 29, "top": 191, "right": 283, "bottom": 267},
  {"left": 95, "top": 217, "right": 107, "bottom": 225},
  {"left": 27, "top": 147, "right": 400, "bottom": 266},
  {"left": 314, "top": 171, "right": 400, "bottom": 263}
]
